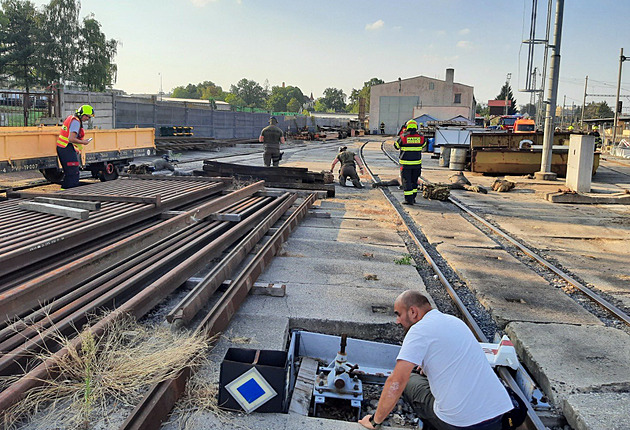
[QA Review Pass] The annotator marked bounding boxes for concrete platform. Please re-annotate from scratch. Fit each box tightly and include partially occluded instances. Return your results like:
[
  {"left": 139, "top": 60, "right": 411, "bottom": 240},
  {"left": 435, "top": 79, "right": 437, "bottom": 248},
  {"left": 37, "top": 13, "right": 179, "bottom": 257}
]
[
  {"left": 436, "top": 243, "right": 603, "bottom": 328},
  {"left": 287, "top": 226, "right": 406, "bottom": 249},
  {"left": 505, "top": 322, "right": 630, "bottom": 407},
  {"left": 563, "top": 392, "right": 630, "bottom": 430},
  {"left": 257, "top": 256, "right": 422, "bottom": 291},
  {"left": 279, "top": 237, "right": 407, "bottom": 264}
]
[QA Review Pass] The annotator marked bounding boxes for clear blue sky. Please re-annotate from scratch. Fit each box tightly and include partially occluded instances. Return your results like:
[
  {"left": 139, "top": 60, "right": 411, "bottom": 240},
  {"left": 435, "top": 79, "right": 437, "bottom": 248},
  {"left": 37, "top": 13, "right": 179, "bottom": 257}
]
[{"left": 30, "top": 0, "right": 630, "bottom": 111}]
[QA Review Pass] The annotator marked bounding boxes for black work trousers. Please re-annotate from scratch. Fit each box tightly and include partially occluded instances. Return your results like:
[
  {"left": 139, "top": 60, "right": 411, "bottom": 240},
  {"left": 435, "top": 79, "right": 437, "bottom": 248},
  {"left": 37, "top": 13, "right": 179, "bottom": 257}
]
[
  {"left": 56, "top": 144, "right": 80, "bottom": 189},
  {"left": 400, "top": 165, "right": 421, "bottom": 203}
]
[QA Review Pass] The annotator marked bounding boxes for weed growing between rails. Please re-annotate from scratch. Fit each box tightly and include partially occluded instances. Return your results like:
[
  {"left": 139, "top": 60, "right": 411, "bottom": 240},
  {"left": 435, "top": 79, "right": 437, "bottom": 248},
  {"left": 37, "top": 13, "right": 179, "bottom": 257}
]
[{"left": 1, "top": 314, "right": 209, "bottom": 430}]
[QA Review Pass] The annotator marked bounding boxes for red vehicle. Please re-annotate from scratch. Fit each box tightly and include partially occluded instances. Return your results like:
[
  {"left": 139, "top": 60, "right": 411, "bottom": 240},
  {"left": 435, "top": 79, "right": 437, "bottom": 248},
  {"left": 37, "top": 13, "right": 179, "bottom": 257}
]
[{"left": 497, "top": 115, "right": 522, "bottom": 131}]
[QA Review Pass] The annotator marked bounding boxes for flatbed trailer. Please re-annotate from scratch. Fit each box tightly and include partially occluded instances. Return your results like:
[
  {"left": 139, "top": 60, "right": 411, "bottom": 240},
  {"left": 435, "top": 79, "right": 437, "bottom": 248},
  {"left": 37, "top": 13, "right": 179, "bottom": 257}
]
[{"left": 0, "top": 126, "right": 155, "bottom": 182}]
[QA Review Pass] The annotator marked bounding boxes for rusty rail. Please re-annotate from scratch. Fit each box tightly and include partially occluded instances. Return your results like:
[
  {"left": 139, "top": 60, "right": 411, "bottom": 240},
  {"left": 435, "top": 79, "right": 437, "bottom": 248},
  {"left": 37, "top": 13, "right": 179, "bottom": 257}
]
[{"left": 119, "top": 193, "right": 316, "bottom": 430}]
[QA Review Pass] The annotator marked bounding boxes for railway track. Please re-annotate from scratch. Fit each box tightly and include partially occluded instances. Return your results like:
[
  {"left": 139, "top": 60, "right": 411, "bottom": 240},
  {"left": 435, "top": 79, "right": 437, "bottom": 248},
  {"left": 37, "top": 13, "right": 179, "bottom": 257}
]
[
  {"left": 0, "top": 176, "right": 315, "bottom": 428},
  {"left": 377, "top": 140, "right": 630, "bottom": 328},
  {"left": 357, "top": 140, "right": 630, "bottom": 430}
]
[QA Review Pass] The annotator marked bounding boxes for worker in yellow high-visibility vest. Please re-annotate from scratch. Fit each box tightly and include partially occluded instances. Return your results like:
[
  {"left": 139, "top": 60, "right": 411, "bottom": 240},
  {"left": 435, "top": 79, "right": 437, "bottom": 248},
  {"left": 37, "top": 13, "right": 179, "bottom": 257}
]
[{"left": 394, "top": 120, "right": 426, "bottom": 205}]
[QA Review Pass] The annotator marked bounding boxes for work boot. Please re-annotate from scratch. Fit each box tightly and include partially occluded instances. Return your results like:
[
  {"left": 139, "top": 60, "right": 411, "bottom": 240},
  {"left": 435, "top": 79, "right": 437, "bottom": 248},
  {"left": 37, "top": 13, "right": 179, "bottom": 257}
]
[
  {"left": 402, "top": 200, "right": 414, "bottom": 206},
  {"left": 339, "top": 178, "right": 347, "bottom": 187}
]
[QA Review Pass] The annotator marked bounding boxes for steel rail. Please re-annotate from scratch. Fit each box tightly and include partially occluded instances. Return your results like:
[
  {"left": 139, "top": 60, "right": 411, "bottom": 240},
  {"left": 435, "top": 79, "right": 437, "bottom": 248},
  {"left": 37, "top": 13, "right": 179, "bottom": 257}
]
[
  {"left": 360, "top": 141, "right": 546, "bottom": 430},
  {"left": 0, "top": 189, "right": 286, "bottom": 413},
  {"left": 119, "top": 193, "right": 316, "bottom": 430},
  {"left": 0, "top": 181, "right": 264, "bottom": 323},
  {"left": 166, "top": 192, "right": 298, "bottom": 325},
  {"left": 0, "top": 196, "right": 279, "bottom": 377},
  {"left": 381, "top": 140, "right": 630, "bottom": 327},
  {"left": 0, "top": 180, "right": 228, "bottom": 279}
]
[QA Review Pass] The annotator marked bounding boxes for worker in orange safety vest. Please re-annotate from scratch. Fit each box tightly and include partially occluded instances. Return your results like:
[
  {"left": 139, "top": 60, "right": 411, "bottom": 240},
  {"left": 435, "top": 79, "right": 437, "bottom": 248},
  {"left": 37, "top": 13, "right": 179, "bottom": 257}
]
[{"left": 56, "top": 105, "right": 95, "bottom": 189}]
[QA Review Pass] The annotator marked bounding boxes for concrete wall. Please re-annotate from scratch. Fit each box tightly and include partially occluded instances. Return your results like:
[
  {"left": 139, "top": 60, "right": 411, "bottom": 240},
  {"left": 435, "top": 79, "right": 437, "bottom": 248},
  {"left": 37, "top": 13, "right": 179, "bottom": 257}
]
[
  {"left": 369, "top": 69, "right": 475, "bottom": 133},
  {"left": 60, "top": 90, "right": 115, "bottom": 129}
]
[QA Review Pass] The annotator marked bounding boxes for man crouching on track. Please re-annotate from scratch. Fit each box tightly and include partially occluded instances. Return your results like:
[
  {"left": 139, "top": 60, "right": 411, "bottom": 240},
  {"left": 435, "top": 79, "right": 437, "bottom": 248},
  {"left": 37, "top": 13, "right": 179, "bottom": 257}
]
[
  {"left": 359, "top": 290, "right": 513, "bottom": 430},
  {"left": 330, "top": 145, "right": 365, "bottom": 188}
]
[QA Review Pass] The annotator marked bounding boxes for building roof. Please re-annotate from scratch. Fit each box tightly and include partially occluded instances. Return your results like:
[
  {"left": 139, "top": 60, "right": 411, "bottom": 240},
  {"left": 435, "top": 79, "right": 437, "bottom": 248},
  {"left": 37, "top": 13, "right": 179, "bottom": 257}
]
[
  {"left": 375, "top": 74, "right": 473, "bottom": 89},
  {"left": 488, "top": 100, "right": 512, "bottom": 107}
]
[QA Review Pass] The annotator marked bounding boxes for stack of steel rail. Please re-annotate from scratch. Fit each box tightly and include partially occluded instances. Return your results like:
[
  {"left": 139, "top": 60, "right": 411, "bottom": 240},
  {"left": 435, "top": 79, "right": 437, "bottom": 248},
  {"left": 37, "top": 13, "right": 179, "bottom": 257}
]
[{"left": 0, "top": 176, "right": 314, "bottom": 420}]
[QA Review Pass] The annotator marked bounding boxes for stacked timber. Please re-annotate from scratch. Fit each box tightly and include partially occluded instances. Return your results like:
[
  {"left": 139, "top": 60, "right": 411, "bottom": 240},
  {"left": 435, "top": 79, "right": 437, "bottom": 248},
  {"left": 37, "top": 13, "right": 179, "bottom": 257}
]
[{"left": 196, "top": 159, "right": 335, "bottom": 197}]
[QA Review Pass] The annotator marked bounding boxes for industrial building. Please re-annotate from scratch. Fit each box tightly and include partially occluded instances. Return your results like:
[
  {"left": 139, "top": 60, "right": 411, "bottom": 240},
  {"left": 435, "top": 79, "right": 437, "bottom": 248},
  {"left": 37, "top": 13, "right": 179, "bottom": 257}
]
[{"left": 369, "top": 68, "right": 476, "bottom": 134}]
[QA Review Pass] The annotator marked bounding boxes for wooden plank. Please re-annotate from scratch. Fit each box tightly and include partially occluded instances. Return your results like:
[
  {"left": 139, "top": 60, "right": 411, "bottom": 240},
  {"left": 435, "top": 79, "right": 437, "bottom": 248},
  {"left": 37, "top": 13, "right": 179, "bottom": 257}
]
[
  {"left": 289, "top": 357, "right": 318, "bottom": 415},
  {"left": 13, "top": 191, "right": 161, "bottom": 205},
  {"left": 18, "top": 201, "right": 89, "bottom": 220},
  {"left": 33, "top": 196, "right": 101, "bottom": 211}
]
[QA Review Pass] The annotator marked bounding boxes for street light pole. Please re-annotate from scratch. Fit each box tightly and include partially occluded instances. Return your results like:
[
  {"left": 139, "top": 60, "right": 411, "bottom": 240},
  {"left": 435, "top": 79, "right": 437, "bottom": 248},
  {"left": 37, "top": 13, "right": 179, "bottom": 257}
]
[
  {"left": 504, "top": 73, "right": 512, "bottom": 116},
  {"left": 158, "top": 72, "right": 163, "bottom": 101},
  {"left": 612, "top": 48, "right": 627, "bottom": 152}
]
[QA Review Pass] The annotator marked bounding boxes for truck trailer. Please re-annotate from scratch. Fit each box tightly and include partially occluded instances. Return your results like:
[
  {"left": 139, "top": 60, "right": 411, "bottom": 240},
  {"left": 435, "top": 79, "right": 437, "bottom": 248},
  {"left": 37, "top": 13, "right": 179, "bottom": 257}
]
[{"left": 0, "top": 126, "right": 156, "bottom": 183}]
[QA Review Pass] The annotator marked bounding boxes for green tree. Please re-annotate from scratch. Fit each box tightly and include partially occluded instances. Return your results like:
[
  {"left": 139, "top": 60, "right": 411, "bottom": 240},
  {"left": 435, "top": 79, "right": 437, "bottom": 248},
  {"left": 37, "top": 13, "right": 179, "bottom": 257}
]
[
  {"left": 224, "top": 92, "right": 245, "bottom": 109},
  {"left": 0, "top": 0, "right": 43, "bottom": 92},
  {"left": 76, "top": 15, "right": 117, "bottom": 91},
  {"left": 266, "top": 85, "right": 304, "bottom": 112},
  {"left": 199, "top": 81, "right": 225, "bottom": 100},
  {"left": 347, "top": 77, "right": 384, "bottom": 113},
  {"left": 40, "top": 0, "right": 81, "bottom": 84},
  {"left": 286, "top": 97, "right": 301, "bottom": 113},
  {"left": 581, "top": 101, "right": 614, "bottom": 119},
  {"left": 313, "top": 99, "right": 331, "bottom": 113},
  {"left": 495, "top": 82, "right": 517, "bottom": 115},
  {"left": 229, "top": 78, "right": 267, "bottom": 109},
  {"left": 171, "top": 83, "right": 200, "bottom": 99},
  {"left": 317, "top": 87, "right": 346, "bottom": 112},
  {"left": 476, "top": 103, "right": 489, "bottom": 117}
]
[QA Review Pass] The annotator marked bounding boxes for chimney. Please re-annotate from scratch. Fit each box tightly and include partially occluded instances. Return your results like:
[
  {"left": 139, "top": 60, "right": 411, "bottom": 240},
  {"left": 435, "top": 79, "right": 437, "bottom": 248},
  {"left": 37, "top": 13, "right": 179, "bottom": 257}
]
[
  {"left": 446, "top": 68, "right": 454, "bottom": 84},
  {"left": 282, "top": 82, "right": 285, "bottom": 88}
]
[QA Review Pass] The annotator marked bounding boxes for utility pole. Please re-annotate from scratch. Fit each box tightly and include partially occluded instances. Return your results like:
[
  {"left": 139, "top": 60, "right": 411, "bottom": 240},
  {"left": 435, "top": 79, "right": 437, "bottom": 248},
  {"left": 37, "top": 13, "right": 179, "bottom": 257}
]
[
  {"left": 562, "top": 95, "right": 566, "bottom": 128},
  {"left": 158, "top": 72, "right": 163, "bottom": 101},
  {"left": 612, "top": 48, "right": 628, "bottom": 152},
  {"left": 580, "top": 75, "right": 588, "bottom": 130},
  {"left": 536, "top": 0, "right": 564, "bottom": 181},
  {"left": 504, "top": 73, "right": 512, "bottom": 115}
]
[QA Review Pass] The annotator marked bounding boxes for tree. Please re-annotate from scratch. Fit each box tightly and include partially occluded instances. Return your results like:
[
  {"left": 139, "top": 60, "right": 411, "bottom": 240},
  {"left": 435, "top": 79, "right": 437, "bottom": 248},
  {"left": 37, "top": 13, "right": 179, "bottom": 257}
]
[
  {"left": 40, "top": 0, "right": 81, "bottom": 85},
  {"left": 495, "top": 82, "right": 517, "bottom": 115},
  {"left": 266, "top": 85, "right": 304, "bottom": 112},
  {"left": 171, "top": 81, "right": 225, "bottom": 100},
  {"left": 347, "top": 77, "right": 384, "bottom": 113},
  {"left": 317, "top": 87, "right": 346, "bottom": 112},
  {"left": 224, "top": 92, "right": 245, "bottom": 109},
  {"left": 76, "top": 15, "right": 117, "bottom": 91},
  {"left": 476, "top": 103, "right": 489, "bottom": 117},
  {"left": 229, "top": 78, "right": 267, "bottom": 109},
  {"left": 0, "top": 0, "right": 43, "bottom": 92},
  {"left": 580, "top": 101, "right": 614, "bottom": 119},
  {"left": 286, "top": 97, "right": 301, "bottom": 113}
]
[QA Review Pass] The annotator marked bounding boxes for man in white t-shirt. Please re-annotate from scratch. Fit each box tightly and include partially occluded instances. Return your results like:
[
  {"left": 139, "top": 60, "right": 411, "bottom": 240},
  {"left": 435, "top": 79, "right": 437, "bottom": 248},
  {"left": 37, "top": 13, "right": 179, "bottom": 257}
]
[{"left": 359, "top": 290, "right": 514, "bottom": 430}]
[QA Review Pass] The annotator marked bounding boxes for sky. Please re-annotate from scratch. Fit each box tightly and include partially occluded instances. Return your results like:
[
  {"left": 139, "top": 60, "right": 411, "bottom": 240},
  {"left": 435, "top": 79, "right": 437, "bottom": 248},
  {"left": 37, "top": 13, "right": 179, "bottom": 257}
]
[{"left": 28, "top": 0, "right": 630, "bottom": 112}]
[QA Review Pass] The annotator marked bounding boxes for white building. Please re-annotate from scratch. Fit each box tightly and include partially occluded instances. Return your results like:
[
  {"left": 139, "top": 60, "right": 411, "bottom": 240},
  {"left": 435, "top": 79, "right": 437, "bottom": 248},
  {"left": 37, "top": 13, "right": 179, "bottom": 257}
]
[{"left": 369, "top": 68, "right": 475, "bottom": 134}]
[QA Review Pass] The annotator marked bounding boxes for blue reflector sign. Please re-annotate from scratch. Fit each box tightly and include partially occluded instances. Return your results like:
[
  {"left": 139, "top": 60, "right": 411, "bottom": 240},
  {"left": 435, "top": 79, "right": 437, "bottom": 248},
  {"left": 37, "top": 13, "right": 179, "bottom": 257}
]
[{"left": 225, "top": 367, "right": 278, "bottom": 413}]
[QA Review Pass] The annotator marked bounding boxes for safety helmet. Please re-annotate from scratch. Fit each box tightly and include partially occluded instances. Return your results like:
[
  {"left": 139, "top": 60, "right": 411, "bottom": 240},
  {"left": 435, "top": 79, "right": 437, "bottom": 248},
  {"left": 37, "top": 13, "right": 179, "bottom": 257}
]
[
  {"left": 406, "top": 119, "right": 418, "bottom": 129},
  {"left": 338, "top": 146, "right": 347, "bottom": 152},
  {"left": 269, "top": 116, "right": 278, "bottom": 124},
  {"left": 568, "top": 125, "right": 574, "bottom": 130},
  {"left": 593, "top": 125, "right": 598, "bottom": 130},
  {"left": 76, "top": 105, "right": 95, "bottom": 117}
]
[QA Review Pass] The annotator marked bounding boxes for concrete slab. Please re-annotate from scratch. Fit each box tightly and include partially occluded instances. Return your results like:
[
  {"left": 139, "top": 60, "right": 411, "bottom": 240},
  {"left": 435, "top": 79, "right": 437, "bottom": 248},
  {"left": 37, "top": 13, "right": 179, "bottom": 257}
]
[
  {"left": 563, "top": 392, "right": 630, "bottom": 430},
  {"left": 237, "top": 283, "right": 419, "bottom": 340},
  {"left": 278, "top": 238, "right": 407, "bottom": 265},
  {"left": 258, "top": 256, "right": 422, "bottom": 291},
  {"left": 505, "top": 322, "right": 630, "bottom": 406},
  {"left": 298, "top": 216, "right": 398, "bottom": 231},
  {"left": 437, "top": 244, "right": 603, "bottom": 328},
  {"left": 287, "top": 226, "right": 406, "bottom": 248},
  {"left": 546, "top": 191, "right": 630, "bottom": 204}
]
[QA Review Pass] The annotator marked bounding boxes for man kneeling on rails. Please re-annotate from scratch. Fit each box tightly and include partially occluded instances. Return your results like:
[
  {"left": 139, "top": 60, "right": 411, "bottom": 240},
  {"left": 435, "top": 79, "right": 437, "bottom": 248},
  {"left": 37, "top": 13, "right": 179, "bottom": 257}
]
[{"left": 359, "top": 290, "right": 514, "bottom": 430}]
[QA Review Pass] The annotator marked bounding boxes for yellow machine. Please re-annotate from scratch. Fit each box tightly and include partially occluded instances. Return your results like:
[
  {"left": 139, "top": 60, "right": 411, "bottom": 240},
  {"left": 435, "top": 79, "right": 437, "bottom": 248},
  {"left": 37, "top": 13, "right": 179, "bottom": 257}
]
[{"left": 0, "top": 126, "right": 155, "bottom": 182}]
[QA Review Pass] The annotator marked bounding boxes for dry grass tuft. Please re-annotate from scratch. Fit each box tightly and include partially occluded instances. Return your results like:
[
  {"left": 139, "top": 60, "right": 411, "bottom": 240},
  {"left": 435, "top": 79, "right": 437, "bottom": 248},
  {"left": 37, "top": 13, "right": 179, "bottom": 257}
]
[{"left": 1, "top": 315, "right": 209, "bottom": 430}]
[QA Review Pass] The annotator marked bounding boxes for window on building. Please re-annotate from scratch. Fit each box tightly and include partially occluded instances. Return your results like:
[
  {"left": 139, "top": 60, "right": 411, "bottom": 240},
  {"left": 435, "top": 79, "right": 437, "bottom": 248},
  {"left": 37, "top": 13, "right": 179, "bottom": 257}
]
[
  {"left": 429, "top": 82, "right": 435, "bottom": 90},
  {"left": 454, "top": 93, "right": 462, "bottom": 104}
]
